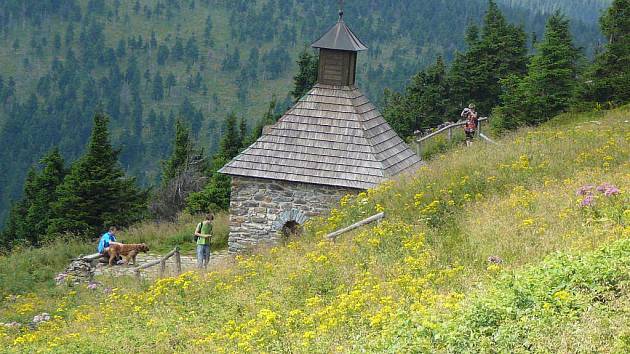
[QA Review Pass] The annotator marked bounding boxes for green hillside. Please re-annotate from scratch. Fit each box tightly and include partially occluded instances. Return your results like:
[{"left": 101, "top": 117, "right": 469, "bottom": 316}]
[
  {"left": 0, "top": 0, "right": 606, "bottom": 226},
  {"left": 1, "top": 106, "right": 627, "bottom": 352}
]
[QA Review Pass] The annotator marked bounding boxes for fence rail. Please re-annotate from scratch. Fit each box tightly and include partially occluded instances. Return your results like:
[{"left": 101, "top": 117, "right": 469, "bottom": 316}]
[
  {"left": 414, "top": 117, "right": 489, "bottom": 158},
  {"left": 326, "top": 212, "right": 385, "bottom": 241},
  {"left": 134, "top": 246, "right": 182, "bottom": 278}
]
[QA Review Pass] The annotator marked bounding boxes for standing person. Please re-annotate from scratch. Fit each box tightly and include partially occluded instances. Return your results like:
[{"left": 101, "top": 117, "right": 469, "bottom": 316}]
[
  {"left": 194, "top": 213, "right": 214, "bottom": 269},
  {"left": 97, "top": 226, "right": 122, "bottom": 262},
  {"left": 461, "top": 103, "right": 479, "bottom": 147}
]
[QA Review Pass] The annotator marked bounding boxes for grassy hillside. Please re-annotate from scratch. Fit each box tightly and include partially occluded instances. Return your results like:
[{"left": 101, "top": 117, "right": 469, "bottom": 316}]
[{"left": 0, "top": 107, "right": 628, "bottom": 352}]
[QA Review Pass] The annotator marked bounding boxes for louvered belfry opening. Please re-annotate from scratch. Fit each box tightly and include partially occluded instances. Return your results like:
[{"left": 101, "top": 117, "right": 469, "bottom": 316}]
[{"left": 318, "top": 49, "right": 357, "bottom": 86}]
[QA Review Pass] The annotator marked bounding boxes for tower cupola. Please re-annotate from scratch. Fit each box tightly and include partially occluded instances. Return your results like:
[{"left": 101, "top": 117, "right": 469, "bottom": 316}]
[{"left": 311, "top": 9, "right": 367, "bottom": 86}]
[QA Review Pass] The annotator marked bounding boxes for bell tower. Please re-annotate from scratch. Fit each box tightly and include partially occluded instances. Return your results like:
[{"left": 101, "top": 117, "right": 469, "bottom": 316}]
[{"left": 311, "top": 7, "right": 367, "bottom": 86}]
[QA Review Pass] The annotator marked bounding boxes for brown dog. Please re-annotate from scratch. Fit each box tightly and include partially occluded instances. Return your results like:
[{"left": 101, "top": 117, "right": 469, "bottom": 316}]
[{"left": 108, "top": 243, "right": 149, "bottom": 266}]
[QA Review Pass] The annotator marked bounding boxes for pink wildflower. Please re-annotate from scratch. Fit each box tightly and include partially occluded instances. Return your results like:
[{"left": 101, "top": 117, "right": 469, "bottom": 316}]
[
  {"left": 576, "top": 185, "right": 594, "bottom": 196},
  {"left": 580, "top": 195, "right": 595, "bottom": 207}
]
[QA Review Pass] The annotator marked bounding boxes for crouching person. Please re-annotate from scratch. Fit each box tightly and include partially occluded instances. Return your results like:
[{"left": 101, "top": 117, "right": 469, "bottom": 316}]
[
  {"left": 194, "top": 214, "right": 214, "bottom": 269},
  {"left": 97, "top": 226, "right": 122, "bottom": 263}
]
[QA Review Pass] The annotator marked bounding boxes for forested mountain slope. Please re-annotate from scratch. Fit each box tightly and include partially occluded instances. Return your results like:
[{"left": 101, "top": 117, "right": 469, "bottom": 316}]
[
  {"left": 498, "top": 0, "right": 612, "bottom": 24},
  {"left": 0, "top": 0, "right": 605, "bottom": 225}
]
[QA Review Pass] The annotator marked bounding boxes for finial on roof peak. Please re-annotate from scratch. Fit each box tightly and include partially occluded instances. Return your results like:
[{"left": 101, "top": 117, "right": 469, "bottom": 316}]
[{"left": 338, "top": 0, "right": 344, "bottom": 21}]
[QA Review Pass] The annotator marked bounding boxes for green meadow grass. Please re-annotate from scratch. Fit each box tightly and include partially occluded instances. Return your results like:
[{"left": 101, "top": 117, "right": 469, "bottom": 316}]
[{"left": 0, "top": 106, "right": 628, "bottom": 352}]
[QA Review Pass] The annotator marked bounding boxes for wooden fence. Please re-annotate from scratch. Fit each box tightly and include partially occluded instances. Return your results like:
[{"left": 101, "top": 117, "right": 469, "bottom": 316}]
[
  {"left": 413, "top": 117, "right": 489, "bottom": 158},
  {"left": 326, "top": 212, "right": 385, "bottom": 241},
  {"left": 134, "top": 246, "right": 182, "bottom": 278}
]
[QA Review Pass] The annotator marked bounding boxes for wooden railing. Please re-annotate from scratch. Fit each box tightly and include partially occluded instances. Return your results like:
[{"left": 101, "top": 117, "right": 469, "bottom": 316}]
[
  {"left": 134, "top": 246, "right": 182, "bottom": 278},
  {"left": 326, "top": 212, "right": 385, "bottom": 241},
  {"left": 413, "top": 117, "right": 490, "bottom": 158}
]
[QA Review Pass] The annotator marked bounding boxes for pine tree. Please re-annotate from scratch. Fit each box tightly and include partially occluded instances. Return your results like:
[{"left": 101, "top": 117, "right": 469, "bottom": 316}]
[
  {"left": 25, "top": 149, "right": 66, "bottom": 245},
  {"left": 244, "top": 99, "right": 279, "bottom": 147},
  {"left": 185, "top": 35, "right": 199, "bottom": 63},
  {"left": 588, "top": 0, "right": 630, "bottom": 104},
  {"left": 172, "top": 37, "right": 184, "bottom": 61},
  {"left": 494, "top": 12, "right": 580, "bottom": 130},
  {"left": 152, "top": 71, "right": 164, "bottom": 101},
  {"left": 216, "top": 112, "right": 241, "bottom": 161},
  {"left": 186, "top": 113, "right": 243, "bottom": 213},
  {"left": 162, "top": 120, "right": 194, "bottom": 185},
  {"left": 48, "top": 113, "right": 147, "bottom": 238},
  {"left": 290, "top": 48, "right": 318, "bottom": 102},
  {"left": 383, "top": 56, "right": 451, "bottom": 137},
  {"left": 449, "top": 0, "right": 528, "bottom": 115},
  {"left": 204, "top": 15, "right": 213, "bottom": 46},
  {"left": 0, "top": 169, "right": 37, "bottom": 248}
]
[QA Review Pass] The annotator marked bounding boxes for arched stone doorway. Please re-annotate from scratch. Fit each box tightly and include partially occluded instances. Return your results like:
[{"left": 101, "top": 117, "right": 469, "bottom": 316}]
[
  {"left": 273, "top": 209, "right": 308, "bottom": 239},
  {"left": 281, "top": 220, "right": 303, "bottom": 238}
]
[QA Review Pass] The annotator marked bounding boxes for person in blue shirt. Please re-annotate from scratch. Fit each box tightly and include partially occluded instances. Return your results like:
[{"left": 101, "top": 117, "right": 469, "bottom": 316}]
[{"left": 97, "top": 226, "right": 122, "bottom": 255}]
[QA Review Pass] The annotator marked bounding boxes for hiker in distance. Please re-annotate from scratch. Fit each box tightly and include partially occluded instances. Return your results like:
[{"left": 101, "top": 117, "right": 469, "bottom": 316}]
[
  {"left": 461, "top": 103, "right": 479, "bottom": 147},
  {"left": 194, "top": 213, "right": 214, "bottom": 269},
  {"left": 97, "top": 226, "right": 123, "bottom": 263}
]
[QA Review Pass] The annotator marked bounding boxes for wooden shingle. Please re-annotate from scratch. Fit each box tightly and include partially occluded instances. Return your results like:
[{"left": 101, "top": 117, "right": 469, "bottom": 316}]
[{"left": 219, "top": 84, "right": 422, "bottom": 190}]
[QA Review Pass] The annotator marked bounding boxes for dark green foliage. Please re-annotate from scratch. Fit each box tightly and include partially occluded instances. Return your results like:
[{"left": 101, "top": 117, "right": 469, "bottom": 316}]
[
  {"left": 243, "top": 99, "right": 282, "bottom": 147},
  {"left": 0, "top": 170, "right": 37, "bottom": 249},
  {"left": 493, "top": 12, "right": 581, "bottom": 131},
  {"left": 449, "top": 0, "right": 528, "bottom": 115},
  {"left": 383, "top": 56, "right": 452, "bottom": 137},
  {"left": 151, "top": 119, "right": 206, "bottom": 220},
  {"left": 443, "top": 238, "right": 630, "bottom": 352},
  {"left": 25, "top": 149, "right": 66, "bottom": 245},
  {"left": 0, "top": 149, "right": 66, "bottom": 249},
  {"left": 586, "top": 0, "right": 630, "bottom": 104},
  {"left": 161, "top": 119, "right": 196, "bottom": 186},
  {"left": 157, "top": 44, "right": 169, "bottom": 65},
  {"left": 152, "top": 71, "right": 164, "bottom": 101},
  {"left": 290, "top": 48, "right": 318, "bottom": 102},
  {"left": 187, "top": 112, "right": 244, "bottom": 213},
  {"left": 48, "top": 113, "right": 147, "bottom": 238}
]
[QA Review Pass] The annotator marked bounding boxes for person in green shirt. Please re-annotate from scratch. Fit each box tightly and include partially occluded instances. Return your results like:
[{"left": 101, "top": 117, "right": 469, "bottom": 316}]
[{"left": 194, "top": 213, "right": 213, "bottom": 269}]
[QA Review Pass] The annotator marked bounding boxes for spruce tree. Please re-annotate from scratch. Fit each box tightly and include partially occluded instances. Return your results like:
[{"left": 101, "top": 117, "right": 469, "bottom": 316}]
[
  {"left": 524, "top": 12, "right": 580, "bottom": 123},
  {"left": 588, "top": 0, "right": 629, "bottom": 104},
  {"left": 449, "top": 0, "right": 527, "bottom": 115},
  {"left": 216, "top": 112, "right": 241, "bottom": 161},
  {"left": 0, "top": 169, "right": 37, "bottom": 248},
  {"left": 290, "top": 48, "right": 318, "bottom": 102},
  {"left": 25, "top": 148, "right": 66, "bottom": 245},
  {"left": 152, "top": 71, "right": 164, "bottom": 101},
  {"left": 162, "top": 119, "right": 194, "bottom": 185},
  {"left": 494, "top": 12, "right": 580, "bottom": 130},
  {"left": 187, "top": 113, "right": 243, "bottom": 213},
  {"left": 383, "top": 56, "right": 451, "bottom": 137},
  {"left": 48, "top": 113, "right": 147, "bottom": 238}
]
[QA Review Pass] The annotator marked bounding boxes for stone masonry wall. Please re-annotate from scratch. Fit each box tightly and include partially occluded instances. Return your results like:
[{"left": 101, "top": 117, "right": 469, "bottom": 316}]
[{"left": 228, "top": 176, "right": 358, "bottom": 253}]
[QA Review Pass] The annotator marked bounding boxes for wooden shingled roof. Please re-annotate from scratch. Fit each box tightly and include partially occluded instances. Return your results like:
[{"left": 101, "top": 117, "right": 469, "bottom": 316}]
[{"left": 218, "top": 84, "right": 422, "bottom": 190}]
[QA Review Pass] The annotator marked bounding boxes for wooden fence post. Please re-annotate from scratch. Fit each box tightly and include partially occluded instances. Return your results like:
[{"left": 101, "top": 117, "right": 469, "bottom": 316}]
[
  {"left": 447, "top": 127, "right": 452, "bottom": 142},
  {"left": 175, "top": 247, "right": 182, "bottom": 275},
  {"left": 159, "top": 260, "right": 166, "bottom": 277}
]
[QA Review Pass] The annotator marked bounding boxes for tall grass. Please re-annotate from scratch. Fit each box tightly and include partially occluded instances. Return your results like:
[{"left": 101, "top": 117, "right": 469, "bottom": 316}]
[
  {"left": 0, "top": 237, "right": 92, "bottom": 299},
  {"left": 1, "top": 107, "right": 628, "bottom": 352},
  {"left": 122, "top": 212, "right": 229, "bottom": 254}
]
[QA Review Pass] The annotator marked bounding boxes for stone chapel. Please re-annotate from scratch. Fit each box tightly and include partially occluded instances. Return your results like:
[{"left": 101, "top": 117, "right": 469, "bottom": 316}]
[{"left": 219, "top": 11, "right": 422, "bottom": 252}]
